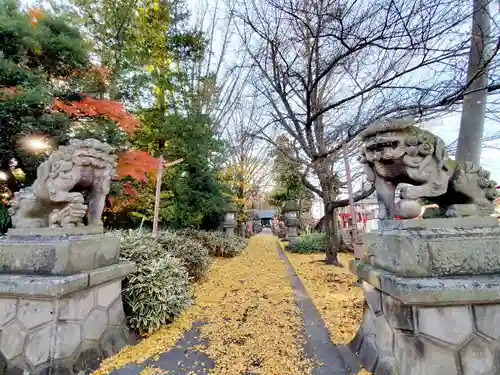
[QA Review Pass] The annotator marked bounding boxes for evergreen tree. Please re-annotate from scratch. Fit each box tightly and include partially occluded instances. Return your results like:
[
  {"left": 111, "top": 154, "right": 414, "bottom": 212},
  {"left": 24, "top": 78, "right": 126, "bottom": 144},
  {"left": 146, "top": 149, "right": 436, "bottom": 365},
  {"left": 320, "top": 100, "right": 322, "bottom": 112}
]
[{"left": 0, "top": 1, "right": 88, "bottom": 186}]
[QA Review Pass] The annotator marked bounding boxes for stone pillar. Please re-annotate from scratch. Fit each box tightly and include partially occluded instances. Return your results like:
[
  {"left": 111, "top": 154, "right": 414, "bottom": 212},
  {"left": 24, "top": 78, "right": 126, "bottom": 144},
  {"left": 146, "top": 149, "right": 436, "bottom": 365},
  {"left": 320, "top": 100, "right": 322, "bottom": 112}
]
[
  {"left": 278, "top": 215, "right": 288, "bottom": 240},
  {"left": 282, "top": 200, "right": 299, "bottom": 246},
  {"left": 349, "top": 217, "right": 500, "bottom": 375},
  {"left": 0, "top": 226, "right": 135, "bottom": 375},
  {"left": 223, "top": 200, "right": 237, "bottom": 236}
]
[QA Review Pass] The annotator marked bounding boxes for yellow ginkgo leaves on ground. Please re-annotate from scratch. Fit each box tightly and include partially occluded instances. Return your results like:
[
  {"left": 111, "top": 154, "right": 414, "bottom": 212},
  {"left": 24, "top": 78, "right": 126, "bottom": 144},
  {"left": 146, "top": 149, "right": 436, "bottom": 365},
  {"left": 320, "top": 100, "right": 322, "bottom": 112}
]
[
  {"left": 196, "top": 234, "right": 312, "bottom": 374},
  {"left": 94, "top": 234, "right": 311, "bottom": 375},
  {"left": 285, "top": 251, "right": 364, "bottom": 345},
  {"left": 285, "top": 251, "right": 371, "bottom": 375}
]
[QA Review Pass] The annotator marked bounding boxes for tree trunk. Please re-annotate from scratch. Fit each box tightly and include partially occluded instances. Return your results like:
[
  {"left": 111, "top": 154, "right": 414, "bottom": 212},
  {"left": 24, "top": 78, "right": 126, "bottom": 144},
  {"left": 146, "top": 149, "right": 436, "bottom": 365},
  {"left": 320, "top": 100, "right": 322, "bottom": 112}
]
[
  {"left": 456, "top": 0, "right": 491, "bottom": 165},
  {"left": 316, "top": 161, "right": 342, "bottom": 265},
  {"left": 323, "top": 205, "right": 342, "bottom": 265}
]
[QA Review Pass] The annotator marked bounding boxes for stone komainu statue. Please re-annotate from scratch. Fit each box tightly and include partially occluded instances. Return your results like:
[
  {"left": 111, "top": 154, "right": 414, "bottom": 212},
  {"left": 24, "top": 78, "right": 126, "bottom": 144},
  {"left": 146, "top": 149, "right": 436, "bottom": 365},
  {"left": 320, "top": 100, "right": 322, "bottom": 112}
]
[
  {"left": 9, "top": 138, "right": 117, "bottom": 228},
  {"left": 358, "top": 118, "right": 498, "bottom": 220}
]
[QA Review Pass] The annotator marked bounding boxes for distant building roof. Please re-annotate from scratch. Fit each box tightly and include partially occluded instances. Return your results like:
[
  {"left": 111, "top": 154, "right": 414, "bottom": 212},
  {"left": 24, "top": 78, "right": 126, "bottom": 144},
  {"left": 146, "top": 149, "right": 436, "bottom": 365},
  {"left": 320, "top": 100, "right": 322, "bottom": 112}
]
[{"left": 255, "top": 209, "right": 276, "bottom": 219}]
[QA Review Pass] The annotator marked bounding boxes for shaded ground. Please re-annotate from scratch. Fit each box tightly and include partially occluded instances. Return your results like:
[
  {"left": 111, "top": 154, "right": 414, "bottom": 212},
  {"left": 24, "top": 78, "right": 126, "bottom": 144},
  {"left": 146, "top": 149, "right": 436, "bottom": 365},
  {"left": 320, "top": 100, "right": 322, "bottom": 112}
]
[
  {"left": 285, "top": 252, "right": 365, "bottom": 344},
  {"left": 97, "top": 233, "right": 361, "bottom": 375},
  {"left": 277, "top": 245, "right": 361, "bottom": 375},
  {"left": 108, "top": 321, "right": 213, "bottom": 375}
]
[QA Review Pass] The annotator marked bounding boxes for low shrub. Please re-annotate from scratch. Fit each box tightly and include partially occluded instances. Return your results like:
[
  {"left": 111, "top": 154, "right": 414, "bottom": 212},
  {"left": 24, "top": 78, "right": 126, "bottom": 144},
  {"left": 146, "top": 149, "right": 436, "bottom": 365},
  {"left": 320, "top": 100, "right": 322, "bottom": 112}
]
[
  {"left": 115, "top": 230, "right": 191, "bottom": 334},
  {"left": 122, "top": 256, "right": 191, "bottom": 334},
  {"left": 287, "top": 232, "right": 327, "bottom": 253},
  {"left": 116, "top": 229, "right": 164, "bottom": 262},
  {"left": 157, "top": 231, "right": 212, "bottom": 281},
  {"left": 179, "top": 229, "right": 248, "bottom": 257}
]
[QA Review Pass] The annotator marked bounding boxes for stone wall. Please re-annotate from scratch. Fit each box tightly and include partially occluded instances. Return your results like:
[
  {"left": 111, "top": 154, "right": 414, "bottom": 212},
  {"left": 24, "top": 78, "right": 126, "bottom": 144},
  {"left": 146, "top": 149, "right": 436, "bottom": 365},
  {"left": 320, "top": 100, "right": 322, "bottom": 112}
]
[
  {"left": 0, "top": 228, "right": 135, "bottom": 375},
  {"left": 351, "top": 281, "right": 500, "bottom": 375},
  {"left": 350, "top": 218, "right": 500, "bottom": 375}
]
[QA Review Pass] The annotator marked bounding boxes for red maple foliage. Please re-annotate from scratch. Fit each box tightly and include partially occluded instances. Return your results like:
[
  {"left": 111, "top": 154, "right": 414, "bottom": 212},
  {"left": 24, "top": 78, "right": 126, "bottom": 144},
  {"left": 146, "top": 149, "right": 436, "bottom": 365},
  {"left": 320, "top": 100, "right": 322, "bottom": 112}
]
[
  {"left": 53, "top": 96, "right": 141, "bottom": 136},
  {"left": 115, "top": 150, "right": 160, "bottom": 182},
  {"left": 28, "top": 8, "right": 43, "bottom": 25}
]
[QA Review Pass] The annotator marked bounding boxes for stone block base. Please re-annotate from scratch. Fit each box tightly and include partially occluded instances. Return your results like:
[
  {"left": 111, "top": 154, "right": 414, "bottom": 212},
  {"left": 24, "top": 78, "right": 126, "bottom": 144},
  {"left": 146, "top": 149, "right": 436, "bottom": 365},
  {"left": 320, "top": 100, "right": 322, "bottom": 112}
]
[
  {"left": 0, "top": 261, "right": 135, "bottom": 375},
  {"left": 0, "top": 227, "right": 120, "bottom": 276},
  {"left": 350, "top": 261, "right": 500, "bottom": 375},
  {"left": 363, "top": 217, "right": 500, "bottom": 277}
]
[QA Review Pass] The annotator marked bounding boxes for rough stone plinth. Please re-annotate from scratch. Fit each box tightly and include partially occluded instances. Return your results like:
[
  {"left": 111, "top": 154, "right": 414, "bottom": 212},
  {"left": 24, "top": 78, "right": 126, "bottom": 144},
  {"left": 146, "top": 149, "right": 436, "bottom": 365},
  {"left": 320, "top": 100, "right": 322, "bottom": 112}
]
[
  {"left": 351, "top": 260, "right": 500, "bottom": 373},
  {"left": 0, "top": 261, "right": 135, "bottom": 375},
  {"left": 363, "top": 217, "right": 500, "bottom": 277},
  {"left": 0, "top": 231, "right": 120, "bottom": 276},
  {"left": 350, "top": 260, "right": 500, "bottom": 305},
  {"left": 6, "top": 225, "right": 104, "bottom": 237},
  {"left": 350, "top": 280, "right": 500, "bottom": 375},
  {"left": 350, "top": 218, "right": 500, "bottom": 375}
]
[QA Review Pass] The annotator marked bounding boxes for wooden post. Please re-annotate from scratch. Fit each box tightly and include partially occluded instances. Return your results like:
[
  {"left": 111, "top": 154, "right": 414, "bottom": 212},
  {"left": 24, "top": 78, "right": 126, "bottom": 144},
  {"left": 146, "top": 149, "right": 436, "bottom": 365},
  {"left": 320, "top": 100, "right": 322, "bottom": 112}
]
[
  {"left": 152, "top": 155, "right": 164, "bottom": 237},
  {"left": 152, "top": 156, "right": 183, "bottom": 238},
  {"left": 343, "top": 139, "right": 364, "bottom": 260}
]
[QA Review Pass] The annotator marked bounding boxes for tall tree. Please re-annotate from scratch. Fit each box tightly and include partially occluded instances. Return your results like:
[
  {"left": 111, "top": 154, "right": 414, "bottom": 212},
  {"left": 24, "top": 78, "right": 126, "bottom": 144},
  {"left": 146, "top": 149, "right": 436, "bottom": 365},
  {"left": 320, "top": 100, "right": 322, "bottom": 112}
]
[
  {"left": 235, "top": 0, "right": 500, "bottom": 264},
  {"left": 219, "top": 100, "right": 272, "bottom": 231},
  {"left": 190, "top": 0, "right": 252, "bottom": 136},
  {"left": 58, "top": 0, "right": 229, "bottom": 229},
  {"left": 456, "top": 0, "right": 496, "bottom": 164}
]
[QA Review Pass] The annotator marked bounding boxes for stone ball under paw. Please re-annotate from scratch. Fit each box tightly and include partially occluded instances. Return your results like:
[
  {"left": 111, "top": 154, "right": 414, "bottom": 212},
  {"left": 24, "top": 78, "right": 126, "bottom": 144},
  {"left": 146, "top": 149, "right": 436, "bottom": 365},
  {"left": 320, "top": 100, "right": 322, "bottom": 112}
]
[{"left": 396, "top": 199, "right": 422, "bottom": 219}]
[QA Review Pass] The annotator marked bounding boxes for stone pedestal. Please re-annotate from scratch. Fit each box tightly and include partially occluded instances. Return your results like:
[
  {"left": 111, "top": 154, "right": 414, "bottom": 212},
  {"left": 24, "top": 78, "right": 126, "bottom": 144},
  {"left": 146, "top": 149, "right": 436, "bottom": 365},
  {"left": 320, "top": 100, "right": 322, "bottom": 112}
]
[
  {"left": 350, "top": 217, "right": 500, "bottom": 375},
  {"left": 0, "top": 227, "right": 135, "bottom": 375}
]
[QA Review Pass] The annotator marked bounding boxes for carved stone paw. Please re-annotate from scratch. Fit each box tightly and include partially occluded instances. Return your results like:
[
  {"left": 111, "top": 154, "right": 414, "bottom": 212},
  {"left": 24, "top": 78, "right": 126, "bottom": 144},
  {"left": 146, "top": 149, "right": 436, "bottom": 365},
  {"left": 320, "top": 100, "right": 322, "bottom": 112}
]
[
  {"left": 49, "top": 203, "right": 87, "bottom": 228},
  {"left": 396, "top": 199, "right": 422, "bottom": 219}
]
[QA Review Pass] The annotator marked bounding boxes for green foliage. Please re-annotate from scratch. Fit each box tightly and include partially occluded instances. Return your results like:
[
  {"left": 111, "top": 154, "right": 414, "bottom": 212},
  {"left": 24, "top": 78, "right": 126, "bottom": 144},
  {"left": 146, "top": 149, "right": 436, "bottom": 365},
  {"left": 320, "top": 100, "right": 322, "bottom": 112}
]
[
  {"left": 269, "top": 135, "right": 313, "bottom": 217},
  {"left": 134, "top": 110, "right": 227, "bottom": 230},
  {"left": 70, "top": 118, "right": 130, "bottom": 151},
  {"left": 116, "top": 229, "right": 191, "bottom": 333},
  {"left": 0, "top": 1, "right": 89, "bottom": 184},
  {"left": 179, "top": 229, "right": 248, "bottom": 258},
  {"left": 0, "top": 202, "right": 11, "bottom": 233},
  {"left": 287, "top": 233, "right": 327, "bottom": 254},
  {"left": 157, "top": 231, "right": 212, "bottom": 281},
  {"left": 123, "top": 256, "right": 191, "bottom": 334}
]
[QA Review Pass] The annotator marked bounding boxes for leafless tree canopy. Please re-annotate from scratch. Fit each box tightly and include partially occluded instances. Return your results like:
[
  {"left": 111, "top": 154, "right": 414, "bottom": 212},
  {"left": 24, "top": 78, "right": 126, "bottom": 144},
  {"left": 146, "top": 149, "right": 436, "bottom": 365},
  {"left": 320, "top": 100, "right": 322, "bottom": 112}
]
[
  {"left": 237, "top": 0, "right": 499, "bottom": 156},
  {"left": 232, "top": 0, "right": 499, "bottom": 262},
  {"left": 233, "top": 0, "right": 500, "bottom": 186}
]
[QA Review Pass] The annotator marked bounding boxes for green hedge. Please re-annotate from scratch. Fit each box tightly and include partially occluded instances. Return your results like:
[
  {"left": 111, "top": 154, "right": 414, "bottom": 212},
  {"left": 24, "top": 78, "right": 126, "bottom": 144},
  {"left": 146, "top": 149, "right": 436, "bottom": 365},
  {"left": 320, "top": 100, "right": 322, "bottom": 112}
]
[
  {"left": 113, "top": 228, "right": 247, "bottom": 333},
  {"left": 287, "top": 232, "right": 326, "bottom": 254},
  {"left": 116, "top": 230, "right": 192, "bottom": 334},
  {"left": 178, "top": 229, "right": 248, "bottom": 257},
  {"left": 157, "top": 231, "right": 212, "bottom": 281}
]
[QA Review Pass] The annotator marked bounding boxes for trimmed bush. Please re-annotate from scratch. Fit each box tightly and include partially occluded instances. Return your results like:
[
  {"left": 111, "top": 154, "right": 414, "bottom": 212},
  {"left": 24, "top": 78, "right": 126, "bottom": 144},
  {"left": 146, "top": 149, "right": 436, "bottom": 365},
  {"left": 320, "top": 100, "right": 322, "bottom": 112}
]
[
  {"left": 179, "top": 229, "right": 248, "bottom": 257},
  {"left": 123, "top": 256, "right": 191, "bottom": 333},
  {"left": 287, "top": 232, "right": 326, "bottom": 253},
  {"left": 116, "top": 230, "right": 191, "bottom": 334},
  {"left": 116, "top": 229, "right": 164, "bottom": 262},
  {"left": 157, "top": 231, "right": 212, "bottom": 281}
]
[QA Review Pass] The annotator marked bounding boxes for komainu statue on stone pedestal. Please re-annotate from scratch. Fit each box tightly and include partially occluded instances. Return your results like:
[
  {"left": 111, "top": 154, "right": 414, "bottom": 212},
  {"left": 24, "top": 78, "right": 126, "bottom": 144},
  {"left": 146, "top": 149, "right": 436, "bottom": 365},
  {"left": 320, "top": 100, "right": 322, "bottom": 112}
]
[
  {"left": 358, "top": 118, "right": 498, "bottom": 219},
  {"left": 9, "top": 138, "right": 117, "bottom": 228}
]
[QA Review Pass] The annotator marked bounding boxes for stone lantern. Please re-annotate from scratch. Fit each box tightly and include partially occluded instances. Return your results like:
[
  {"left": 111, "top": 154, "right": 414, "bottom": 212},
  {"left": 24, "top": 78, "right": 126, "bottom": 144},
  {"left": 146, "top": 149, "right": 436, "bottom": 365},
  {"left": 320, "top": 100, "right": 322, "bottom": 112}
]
[
  {"left": 278, "top": 214, "right": 288, "bottom": 240},
  {"left": 223, "top": 199, "right": 237, "bottom": 236},
  {"left": 282, "top": 200, "right": 299, "bottom": 245}
]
